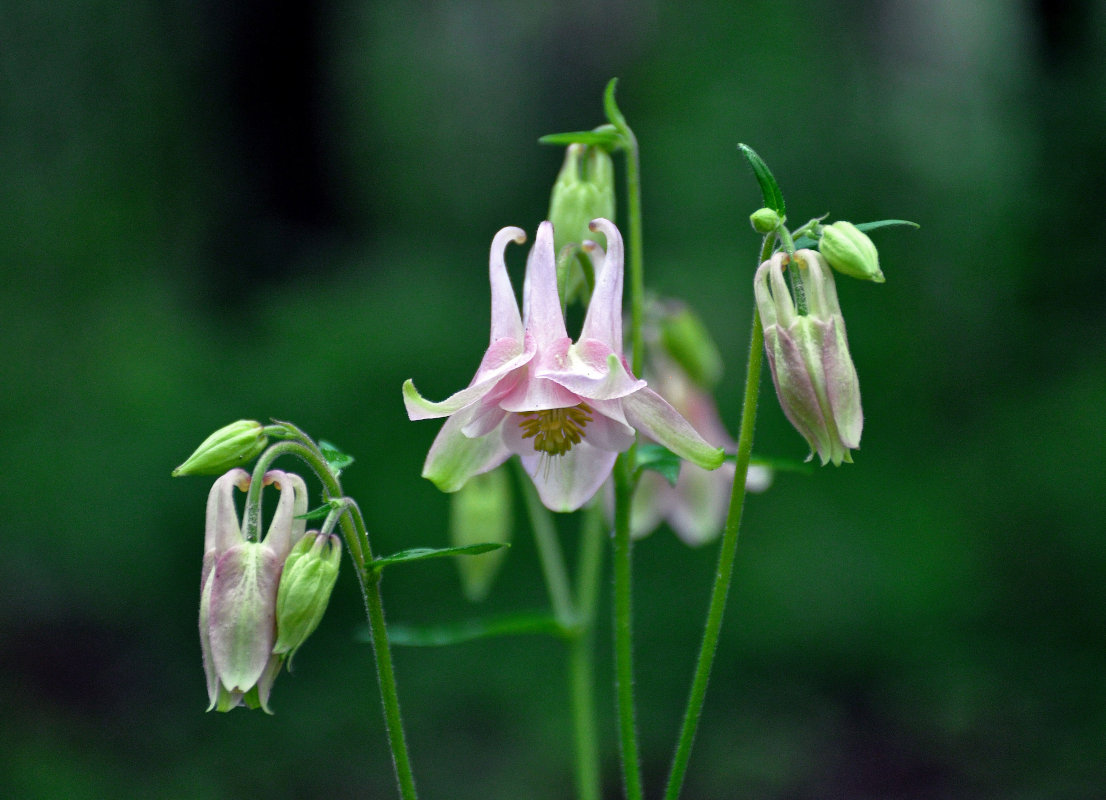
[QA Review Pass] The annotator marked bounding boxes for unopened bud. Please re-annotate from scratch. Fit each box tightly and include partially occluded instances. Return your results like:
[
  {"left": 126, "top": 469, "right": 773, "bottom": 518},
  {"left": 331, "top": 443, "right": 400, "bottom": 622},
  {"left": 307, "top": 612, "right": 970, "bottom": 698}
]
[
  {"left": 749, "top": 207, "right": 782, "bottom": 234},
  {"left": 549, "top": 142, "right": 616, "bottom": 306},
  {"left": 450, "top": 468, "right": 512, "bottom": 602},
  {"left": 818, "top": 221, "right": 884, "bottom": 283},
  {"left": 754, "top": 250, "right": 863, "bottom": 466},
  {"left": 174, "top": 420, "right": 268, "bottom": 476},
  {"left": 274, "top": 532, "right": 341, "bottom": 664},
  {"left": 658, "top": 305, "right": 724, "bottom": 390}
]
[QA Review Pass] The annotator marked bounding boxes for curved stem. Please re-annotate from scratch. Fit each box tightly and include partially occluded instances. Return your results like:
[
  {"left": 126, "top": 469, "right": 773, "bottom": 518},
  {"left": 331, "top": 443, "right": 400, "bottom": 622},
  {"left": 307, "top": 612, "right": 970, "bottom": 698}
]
[
  {"left": 662, "top": 237, "right": 772, "bottom": 800},
  {"left": 254, "top": 435, "right": 418, "bottom": 800}
]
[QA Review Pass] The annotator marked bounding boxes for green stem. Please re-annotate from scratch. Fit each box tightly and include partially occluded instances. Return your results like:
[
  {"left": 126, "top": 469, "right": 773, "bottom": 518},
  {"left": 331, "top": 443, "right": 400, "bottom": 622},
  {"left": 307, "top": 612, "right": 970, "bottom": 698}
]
[
  {"left": 661, "top": 237, "right": 771, "bottom": 800},
  {"left": 253, "top": 435, "right": 419, "bottom": 800},
  {"left": 604, "top": 78, "right": 644, "bottom": 377},
  {"left": 569, "top": 503, "right": 606, "bottom": 800},
  {"left": 605, "top": 78, "right": 646, "bottom": 800},
  {"left": 516, "top": 461, "right": 576, "bottom": 627},
  {"left": 612, "top": 451, "right": 644, "bottom": 800}
]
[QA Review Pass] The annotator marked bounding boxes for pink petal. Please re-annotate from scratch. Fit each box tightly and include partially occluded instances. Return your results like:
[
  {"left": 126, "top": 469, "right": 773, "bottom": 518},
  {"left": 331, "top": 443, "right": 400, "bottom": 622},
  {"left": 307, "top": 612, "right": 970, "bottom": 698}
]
[
  {"left": 519, "top": 441, "right": 619, "bottom": 512},
  {"left": 541, "top": 344, "right": 646, "bottom": 401},
  {"left": 203, "top": 469, "right": 249, "bottom": 579},
  {"left": 402, "top": 339, "right": 531, "bottom": 421},
  {"left": 489, "top": 226, "right": 526, "bottom": 344},
  {"left": 579, "top": 218, "right": 625, "bottom": 353},
  {"left": 521, "top": 221, "right": 568, "bottom": 349},
  {"left": 621, "top": 388, "right": 724, "bottom": 470}
]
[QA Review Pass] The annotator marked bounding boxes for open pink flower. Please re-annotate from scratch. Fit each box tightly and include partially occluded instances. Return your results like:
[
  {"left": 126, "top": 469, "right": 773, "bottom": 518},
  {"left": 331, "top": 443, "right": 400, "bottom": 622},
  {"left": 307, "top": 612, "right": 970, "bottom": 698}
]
[{"left": 403, "top": 219, "right": 723, "bottom": 512}]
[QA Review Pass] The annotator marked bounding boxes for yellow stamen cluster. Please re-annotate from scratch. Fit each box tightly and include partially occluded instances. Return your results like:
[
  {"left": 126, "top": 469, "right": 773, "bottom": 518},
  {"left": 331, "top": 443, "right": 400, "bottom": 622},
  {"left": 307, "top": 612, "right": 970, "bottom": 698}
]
[{"left": 518, "top": 404, "right": 593, "bottom": 456}]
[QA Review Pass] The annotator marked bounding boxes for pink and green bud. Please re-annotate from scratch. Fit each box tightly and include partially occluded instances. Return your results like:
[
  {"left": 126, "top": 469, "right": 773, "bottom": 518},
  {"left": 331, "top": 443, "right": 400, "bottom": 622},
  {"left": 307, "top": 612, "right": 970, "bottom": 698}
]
[
  {"left": 754, "top": 250, "right": 863, "bottom": 466},
  {"left": 449, "top": 468, "right": 513, "bottom": 602},
  {"left": 818, "top": 221, "right": 884, "bottom": 283},
  {"left": 173, "top": 420, "right": 268, "bottom": 476},
  {"left": 273, "top": 532, "right": 341, "bottom": 664},
  {"left": 199, "top": 469, "right": 308, "bottom": 712}
]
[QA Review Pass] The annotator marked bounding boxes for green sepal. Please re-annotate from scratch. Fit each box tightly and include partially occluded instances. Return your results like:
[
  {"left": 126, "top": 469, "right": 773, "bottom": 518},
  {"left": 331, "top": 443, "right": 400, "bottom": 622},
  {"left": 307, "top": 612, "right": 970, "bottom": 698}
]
[
  {"left": 372, "top": 543, "right": 510, "bottom": 572},
  {"left": 794, "top": 219, "right": 919, "bottom": 250},
  {"left": 726, "top": 453, "right": 815, "bottom": 476},
  {"left": 378, "top": 612, "right": 568, "bottom": 647},
  {"left": 318, "top": 440, "right": 354, "bottom": 477},
  {"left": 295, "top": 503, "right": 335, "bottom": 522},
  {"left": 738, "top": 143, "right": 786, "bottom": 217},
  {"left": 634, "top": 444, "right": 682, "bottom": 487},
  {"left": 539, "top": 128, "right": 622, "bottom": 150}
]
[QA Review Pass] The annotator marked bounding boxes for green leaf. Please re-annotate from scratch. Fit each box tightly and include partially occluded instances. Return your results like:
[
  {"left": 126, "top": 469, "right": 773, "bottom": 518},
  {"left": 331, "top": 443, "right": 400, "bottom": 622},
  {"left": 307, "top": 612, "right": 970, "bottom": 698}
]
[
  {"left": 539, "top": 129, "right": 622, "bottom": 150},
  {"left": 295, "top": 503, "right": 335, "bottom": 522},
  {"left": 634, "top": 443, "right": 682, "bottom": 486},
  {"left": 318, "top": 440, "right": 354, "bottom": 477},
  {"left": 372, "top": 543, "right": 510, "bottom": 571},
  {"left": 738, "top": 143, "right": 786, "bottom": 217},
  {"left": 377, "top": 612, "right": 568, "bottom": 647},
  {"left": 794, "top": 218, "right": 920, "bottom": 250}
]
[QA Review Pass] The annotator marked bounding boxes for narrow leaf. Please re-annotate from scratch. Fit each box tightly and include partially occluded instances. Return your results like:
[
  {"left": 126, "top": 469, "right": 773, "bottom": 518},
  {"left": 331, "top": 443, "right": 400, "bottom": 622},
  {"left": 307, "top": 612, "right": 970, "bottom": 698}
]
[
  {"left": 738, "top": 143, "right": 786, "bottom": 217},
  {"left": 295, "top": 503, "right": 335, "bottom": 522},
  {"left": 373, "top": 543, "right": 510, "bottom": 570},
  {"left": 376, "top": 612, "right": 567, "bottom": 647}
]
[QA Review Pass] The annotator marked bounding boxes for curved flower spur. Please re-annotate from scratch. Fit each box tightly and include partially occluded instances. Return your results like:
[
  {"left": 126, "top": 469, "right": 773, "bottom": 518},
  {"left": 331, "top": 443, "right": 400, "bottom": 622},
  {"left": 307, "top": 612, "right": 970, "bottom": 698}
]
[{"left": 403, "top": 219, "right": 723, "bottom": 512}]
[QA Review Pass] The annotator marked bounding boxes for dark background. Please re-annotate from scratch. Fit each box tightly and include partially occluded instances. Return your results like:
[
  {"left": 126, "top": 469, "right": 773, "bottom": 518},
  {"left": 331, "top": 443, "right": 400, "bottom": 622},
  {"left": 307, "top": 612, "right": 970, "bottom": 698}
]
[{"left": 2, "top": 1, "right": 1104, "bottom": 798}]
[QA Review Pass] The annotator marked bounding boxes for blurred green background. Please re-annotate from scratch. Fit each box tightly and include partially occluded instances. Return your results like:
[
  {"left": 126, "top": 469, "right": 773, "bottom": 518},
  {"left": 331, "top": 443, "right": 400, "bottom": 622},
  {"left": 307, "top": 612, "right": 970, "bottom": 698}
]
[{"left": 3, "top": 1, "right": 1104, "bottom": 798}]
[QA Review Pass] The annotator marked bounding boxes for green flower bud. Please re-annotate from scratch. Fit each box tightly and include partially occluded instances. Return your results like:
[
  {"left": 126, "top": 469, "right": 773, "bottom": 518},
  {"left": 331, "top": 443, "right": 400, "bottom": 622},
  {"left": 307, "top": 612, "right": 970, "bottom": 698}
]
[
  {"left": 818, "top": 221, "right": 884, "bottom": 283},
  {"left": 749, "top": 207, "right": 782, "bottom": 234},
  {"left": 658, "top": 304, "right": 724, "bottom": 390},
  {"left": 549, "top": 142, "right": 616, "bottom": 306},
  {"left": 273, "top": 532, "right": 341, "bottom": 664},
  {"left": 174, "top": 420, "right": 268, "bottom": 476},
  {"left": 449, "top": 468, "right": 512, "bottom": 602}
]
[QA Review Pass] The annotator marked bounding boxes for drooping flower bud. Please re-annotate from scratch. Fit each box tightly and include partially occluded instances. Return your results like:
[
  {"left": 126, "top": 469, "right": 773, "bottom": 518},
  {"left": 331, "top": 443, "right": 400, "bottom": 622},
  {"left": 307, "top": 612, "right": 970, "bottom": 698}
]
[
  {"left": 657, "top": 302, "right": 724, "bottom": 391},
  {"left": 818, "top": 221, "right": 884, "bottom": 283},
  {"left": 449, "top": 468, "right": 513, "bottom": 602},
  {"left": 548, "top": 142, "right": 616, "bottom": 306},
  {"left": 754, "top": 250, "right": 863, "bottom": 466},
  {"left": 199, "top": 469, "right": 308, "bottom": 712},
  {"left": 273, "top": 532, "right": 341, "bottom": 664},
  {"left": 749, "top": 207, "right": 783, "bottom": 234},
  {"left": 174, "top": 420, "right": 268, "bottom": 476}
]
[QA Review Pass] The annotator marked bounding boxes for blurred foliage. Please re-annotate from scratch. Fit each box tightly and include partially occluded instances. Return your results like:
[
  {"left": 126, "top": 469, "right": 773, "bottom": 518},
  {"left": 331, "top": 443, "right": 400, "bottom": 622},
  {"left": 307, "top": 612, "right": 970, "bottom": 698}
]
[{"left": 2, "top": 1, "right": 1105, "bottom": 798}]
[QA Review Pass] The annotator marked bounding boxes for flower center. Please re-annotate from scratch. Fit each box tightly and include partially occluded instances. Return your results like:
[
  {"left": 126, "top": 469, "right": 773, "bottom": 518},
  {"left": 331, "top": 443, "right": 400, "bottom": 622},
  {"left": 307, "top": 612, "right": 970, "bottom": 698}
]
[{"left": 518, "top": 404, "right": 593, "bottom": 456}]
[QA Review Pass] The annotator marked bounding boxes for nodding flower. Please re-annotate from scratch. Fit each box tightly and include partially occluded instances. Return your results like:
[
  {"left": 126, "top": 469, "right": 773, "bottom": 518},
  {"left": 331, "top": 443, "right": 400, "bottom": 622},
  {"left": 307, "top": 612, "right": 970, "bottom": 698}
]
[
  {"left": 755, "top": 249, "right": 863, "bottom": 466},
  {"left": 404, "top": 219, "right": 723, "bottom": 512}
]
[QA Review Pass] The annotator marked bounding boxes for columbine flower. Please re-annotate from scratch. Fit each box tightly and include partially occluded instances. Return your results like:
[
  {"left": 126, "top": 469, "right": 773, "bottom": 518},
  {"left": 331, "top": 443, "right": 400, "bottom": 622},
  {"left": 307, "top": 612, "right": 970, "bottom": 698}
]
[
  {"left": 403, "top": 219, "right": 723, "bottom": 512},
  {"left": 755, "top": 249, "right": 862, "bottom": 466},
  {"left": 199, "top": 468, "right": 307, "bottom": 712},
  {"left": 630, "top": 356, "right": 772, "bottom": 546}
]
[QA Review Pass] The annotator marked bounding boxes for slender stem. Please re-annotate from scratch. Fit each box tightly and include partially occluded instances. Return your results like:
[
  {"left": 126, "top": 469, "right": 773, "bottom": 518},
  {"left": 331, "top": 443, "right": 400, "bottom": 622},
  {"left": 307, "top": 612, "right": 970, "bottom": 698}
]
[
  {"left": 516, "top": 461, "right": 576, "bottom": 626},
  {"left": 254, "top": 436, "right": 418, "bottom": 800},
  {"left": 612, "top": 451, "right": 644, "bottom": 800},
  {"left": 661, "top": 237, "right": 772, "bottom": 800},
  {"left": 604, "top": 79, "right": 644, "bottom": 377},
  {"left": 569, "top": 503, "right": 606, "bottom": 800}
]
